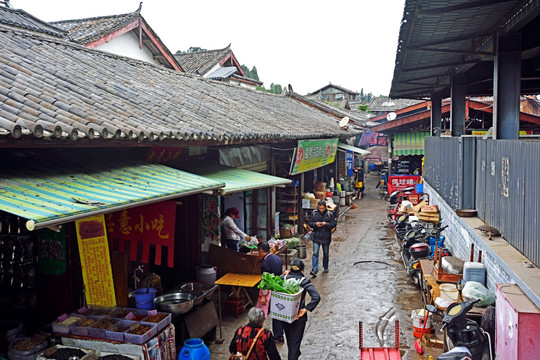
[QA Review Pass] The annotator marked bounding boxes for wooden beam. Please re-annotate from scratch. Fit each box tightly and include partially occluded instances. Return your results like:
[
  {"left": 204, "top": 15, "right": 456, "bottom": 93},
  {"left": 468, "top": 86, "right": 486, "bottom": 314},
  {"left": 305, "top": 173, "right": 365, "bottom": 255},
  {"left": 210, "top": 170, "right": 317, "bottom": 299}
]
[
  {"left": 371, "top": 105, "right": 451, "bottom": 132},
  {"left": 85, "top": 20, "right": 139, "bottom": 48},
  {"left": 140, "top": 21, "right": 183, "bottom": 72},
  {"left": 418, "top": 0, "right": 514, "bottom": 16}
]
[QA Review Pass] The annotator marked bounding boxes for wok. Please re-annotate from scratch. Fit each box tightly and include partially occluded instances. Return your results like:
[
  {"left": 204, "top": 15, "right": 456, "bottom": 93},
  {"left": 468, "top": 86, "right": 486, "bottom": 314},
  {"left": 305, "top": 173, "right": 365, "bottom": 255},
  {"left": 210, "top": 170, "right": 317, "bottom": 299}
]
[{"left": 154, "top": 292, "right": 195, "bottom": 315}]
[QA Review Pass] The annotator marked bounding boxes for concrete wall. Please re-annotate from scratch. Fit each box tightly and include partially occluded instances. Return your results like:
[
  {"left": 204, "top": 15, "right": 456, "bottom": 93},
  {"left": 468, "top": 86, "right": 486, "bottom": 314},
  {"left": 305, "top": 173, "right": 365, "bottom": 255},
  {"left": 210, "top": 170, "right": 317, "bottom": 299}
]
[
  {"left": 425, "top": 182, "right": 514, "bottom": 290},
  {"left": 96, "top": 31, "right": 160, "bottom": 66}
]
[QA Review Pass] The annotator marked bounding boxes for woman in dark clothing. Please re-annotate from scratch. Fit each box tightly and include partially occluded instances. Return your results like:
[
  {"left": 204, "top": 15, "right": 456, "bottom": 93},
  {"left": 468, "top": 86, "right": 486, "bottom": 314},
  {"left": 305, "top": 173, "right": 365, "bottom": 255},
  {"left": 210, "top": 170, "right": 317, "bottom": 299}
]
[
  {"left": 280, "top": 258, "right": 321, "bottom": 360},
  {"left": 229, "top": 307, "right": 281, "bottom": 360}
]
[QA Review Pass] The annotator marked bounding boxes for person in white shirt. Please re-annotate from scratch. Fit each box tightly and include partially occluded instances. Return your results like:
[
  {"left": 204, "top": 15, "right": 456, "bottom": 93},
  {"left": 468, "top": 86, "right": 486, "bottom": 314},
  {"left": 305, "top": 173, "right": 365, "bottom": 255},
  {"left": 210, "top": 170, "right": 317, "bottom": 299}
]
[{"left": 220, "top": 207, "right": 251, "bottom": 251}]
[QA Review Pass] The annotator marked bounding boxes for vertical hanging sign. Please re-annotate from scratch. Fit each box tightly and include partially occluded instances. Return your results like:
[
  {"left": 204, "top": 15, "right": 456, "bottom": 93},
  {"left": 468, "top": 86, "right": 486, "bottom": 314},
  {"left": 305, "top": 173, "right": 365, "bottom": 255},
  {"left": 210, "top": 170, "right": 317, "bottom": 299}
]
[
  {"left": 76, "top": 214, "right": 116, "bottom": 307},
  {"left": 345, "top": 151, "right": 354, "bottom": 176}
]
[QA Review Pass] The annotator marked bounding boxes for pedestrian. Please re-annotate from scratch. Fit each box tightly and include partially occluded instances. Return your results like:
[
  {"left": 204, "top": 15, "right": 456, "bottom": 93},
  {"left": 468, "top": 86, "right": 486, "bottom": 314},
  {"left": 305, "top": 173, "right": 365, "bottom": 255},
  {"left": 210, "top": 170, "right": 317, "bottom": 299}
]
[
  {"left": 307, "top": 200, "right": 337, "bottom": 276},
  {"left": 256, "top": 241, "right": 285, "bottom": 344},
  {"left": 221, "top": 207, "right": 252, "bottom": 251},
  {"left": 279, "top": 258, "right": 321, "bottom": 360},
  {"left": 229, "top": 307, "right": 281, "bottom": 360},
  {"left": 353, "top": 165, "right": 365, "bottom": 200}
]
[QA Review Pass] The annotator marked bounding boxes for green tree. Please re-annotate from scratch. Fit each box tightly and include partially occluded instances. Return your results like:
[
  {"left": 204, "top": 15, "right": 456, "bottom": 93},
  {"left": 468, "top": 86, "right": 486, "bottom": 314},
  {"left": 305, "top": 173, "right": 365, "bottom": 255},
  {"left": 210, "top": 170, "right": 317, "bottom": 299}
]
[{"left": 250, "top": 66, "right": 259, "bottom": 81}]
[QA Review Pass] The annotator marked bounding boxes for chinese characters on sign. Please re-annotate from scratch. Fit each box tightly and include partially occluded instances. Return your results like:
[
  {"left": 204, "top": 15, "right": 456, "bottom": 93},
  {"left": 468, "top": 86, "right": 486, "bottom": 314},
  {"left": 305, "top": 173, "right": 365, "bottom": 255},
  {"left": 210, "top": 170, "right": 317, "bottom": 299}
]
[
  {"left": 346, "top": 151, "right": 354, "bottom": 176},
  {"left": 387, "top": 175, "right": 421, "bottom": 194},
  {"left": 290, "top": 138, "right": 338, "bottom": 175},
  {"left": 106, "top": 201, "right": 176, "bottom": 267},
  {"left": 146, "top": 147, "right": 186, "bottom": 164},
  {"left": 75, "top": 215, "right": 116, "bottom": 307}
]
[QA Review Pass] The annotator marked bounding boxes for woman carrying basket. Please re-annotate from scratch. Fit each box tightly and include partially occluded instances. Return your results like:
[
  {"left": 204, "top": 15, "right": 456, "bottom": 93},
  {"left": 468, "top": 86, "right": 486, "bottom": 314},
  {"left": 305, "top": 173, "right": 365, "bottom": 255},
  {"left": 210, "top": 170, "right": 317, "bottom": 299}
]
[{"left": 229, "top": 307, "right": 281, "bottom": 360}]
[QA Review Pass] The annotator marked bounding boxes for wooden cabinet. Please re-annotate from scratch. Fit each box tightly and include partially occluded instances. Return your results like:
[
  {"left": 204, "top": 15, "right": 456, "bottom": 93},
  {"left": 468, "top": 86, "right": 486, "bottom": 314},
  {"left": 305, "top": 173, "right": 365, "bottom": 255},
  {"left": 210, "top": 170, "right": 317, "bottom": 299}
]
[{"left": 276, "top": 184, "right": 298, "bottom": 237}]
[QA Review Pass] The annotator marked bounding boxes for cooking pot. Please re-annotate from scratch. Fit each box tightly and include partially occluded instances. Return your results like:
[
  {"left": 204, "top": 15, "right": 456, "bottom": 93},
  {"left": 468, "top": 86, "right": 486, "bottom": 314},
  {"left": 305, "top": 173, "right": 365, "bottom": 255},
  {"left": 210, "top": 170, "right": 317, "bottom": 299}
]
[
  {"left": 154, "top": 292, "right": 195, "bottom": 315},
  {"left": 409, "top": 243, "right": 430, "bottom": 259}
]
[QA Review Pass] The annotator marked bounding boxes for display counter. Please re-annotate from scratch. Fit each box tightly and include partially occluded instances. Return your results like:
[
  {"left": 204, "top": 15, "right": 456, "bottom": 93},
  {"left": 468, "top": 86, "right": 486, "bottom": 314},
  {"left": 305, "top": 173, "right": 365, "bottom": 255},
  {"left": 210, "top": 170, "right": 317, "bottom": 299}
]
[{"left": 61, "top": 324, "right": 176, "bottom": 360}]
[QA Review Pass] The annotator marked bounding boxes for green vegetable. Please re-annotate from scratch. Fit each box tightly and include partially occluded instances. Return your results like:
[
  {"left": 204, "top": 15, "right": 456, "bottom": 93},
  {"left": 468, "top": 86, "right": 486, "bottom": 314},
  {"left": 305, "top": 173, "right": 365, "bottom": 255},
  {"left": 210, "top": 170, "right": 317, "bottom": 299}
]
[
  {"left": 286, "top": 237, "right": 301, "bottom": 249},
  {"left": 258, "top": 273, "right": 301, "bottom": 294}
]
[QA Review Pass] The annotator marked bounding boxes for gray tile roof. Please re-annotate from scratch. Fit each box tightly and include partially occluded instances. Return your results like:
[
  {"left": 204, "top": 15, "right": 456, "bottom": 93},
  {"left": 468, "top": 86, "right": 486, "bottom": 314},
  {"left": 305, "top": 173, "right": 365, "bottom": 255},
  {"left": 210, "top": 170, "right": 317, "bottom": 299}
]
[
  {"left": 174, "top": 45, "right": 232, "bottom": 75},
  {"left": 308, "top": 83, "right": 360, "bottom": 96},
  {"left": 52, "top": 11, "right": 140, "bottom": 45},
  {"left": 368, "top": 97, "right": 424, "bottom": 112},
  {"left": 0, "top": 27, "right": 363, "bottom": 144},
  {"left": 0, "top": 5, "right": 66, "bottom": 38}
]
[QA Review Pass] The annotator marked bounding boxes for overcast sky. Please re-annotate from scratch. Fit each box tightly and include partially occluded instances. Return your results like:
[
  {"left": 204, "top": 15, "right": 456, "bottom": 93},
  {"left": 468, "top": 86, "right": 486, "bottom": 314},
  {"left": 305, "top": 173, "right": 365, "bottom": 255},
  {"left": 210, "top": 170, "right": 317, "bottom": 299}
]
[{"left": 12, "top": 0, "right": 405, "bottom": 96}]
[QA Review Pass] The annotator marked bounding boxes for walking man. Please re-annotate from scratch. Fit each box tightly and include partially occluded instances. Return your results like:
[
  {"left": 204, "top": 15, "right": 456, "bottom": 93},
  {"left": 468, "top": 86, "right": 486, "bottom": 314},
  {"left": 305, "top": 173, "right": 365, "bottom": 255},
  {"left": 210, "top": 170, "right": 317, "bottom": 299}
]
[{"left": 307, "top": 200, "right": 337, "bottom": 277}]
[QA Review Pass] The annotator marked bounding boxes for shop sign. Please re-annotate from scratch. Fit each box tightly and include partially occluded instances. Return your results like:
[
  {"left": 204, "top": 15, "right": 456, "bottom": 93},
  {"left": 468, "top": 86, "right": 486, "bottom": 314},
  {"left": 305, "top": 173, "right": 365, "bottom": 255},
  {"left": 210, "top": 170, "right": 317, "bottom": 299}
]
[
  {"left": 75, "top": 215, "right": 116, "bottom": 307},
  {"left": 290, "top": 138, "right": 338, "bottom": 175},
  {"left": 387, "top": 175, "right": 421, "bottom": 194},
  {"left": 146, "top": 147, "right": 186, "bottom": 164},
  {"left": 345, "top": 151, "right": 354, "bottom": 176},
  {"left": 202, "top": 195, "right": 220, "bottom": 251},
  {"left": 38, "top": 227, "right": 66, "bottom": 275},
  {"left": 371, "top": 134, "right": 388, "bottom": 146},
  {"left": 106, "top": 201, "right": 177, "bottom": 268},
  {"left": 471, "top": 130, "right": 532, "bottom": 136}
]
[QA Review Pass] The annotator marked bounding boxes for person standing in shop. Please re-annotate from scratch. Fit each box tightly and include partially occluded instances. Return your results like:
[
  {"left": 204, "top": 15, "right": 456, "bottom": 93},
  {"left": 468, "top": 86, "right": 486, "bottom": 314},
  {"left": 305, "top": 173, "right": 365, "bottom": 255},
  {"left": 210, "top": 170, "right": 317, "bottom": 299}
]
[
  {"left": 353, "top": 165, "right": 365, "bottom": 200},
  {"left": 307, "top": 200, "right": 337, "bottom": 276},
  {"left": 220, "top": 207, "right": 251, "bottom": 251},
  {"left": 256, "top": 241, "right": 285, "bottom": 344}
]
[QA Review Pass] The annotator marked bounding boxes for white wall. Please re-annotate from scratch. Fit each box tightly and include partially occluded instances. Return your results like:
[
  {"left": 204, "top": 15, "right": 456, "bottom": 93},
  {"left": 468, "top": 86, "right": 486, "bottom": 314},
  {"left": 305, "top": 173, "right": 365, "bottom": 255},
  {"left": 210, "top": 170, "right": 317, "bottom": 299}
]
[{"left": 95, "top": 31, "right": 160, "bottom": 66}]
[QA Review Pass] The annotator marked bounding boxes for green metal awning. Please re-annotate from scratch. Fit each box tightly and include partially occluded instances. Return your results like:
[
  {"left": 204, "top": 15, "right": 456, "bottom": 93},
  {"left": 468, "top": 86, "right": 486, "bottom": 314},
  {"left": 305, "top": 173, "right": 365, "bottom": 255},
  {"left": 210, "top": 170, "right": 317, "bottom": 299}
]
[
  {"left": 337, "top": 143, "right": 371, "bottom": 156},
  {"left": 182, "top": 163, "right": 291, "bottom": 195},
  {"left": 0, "top": 155, "right": 225, "bottom": 231},
  {"left": 393, "top": 132, "right": 429, "bottom": 156}
]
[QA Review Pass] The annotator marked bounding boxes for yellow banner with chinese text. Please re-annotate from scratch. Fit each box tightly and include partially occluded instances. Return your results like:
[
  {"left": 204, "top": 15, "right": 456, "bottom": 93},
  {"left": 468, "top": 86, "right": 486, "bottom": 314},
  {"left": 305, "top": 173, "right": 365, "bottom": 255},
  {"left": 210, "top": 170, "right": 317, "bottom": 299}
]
[{"left": 76, "top": 214, "right": 116, "bottom": 307}]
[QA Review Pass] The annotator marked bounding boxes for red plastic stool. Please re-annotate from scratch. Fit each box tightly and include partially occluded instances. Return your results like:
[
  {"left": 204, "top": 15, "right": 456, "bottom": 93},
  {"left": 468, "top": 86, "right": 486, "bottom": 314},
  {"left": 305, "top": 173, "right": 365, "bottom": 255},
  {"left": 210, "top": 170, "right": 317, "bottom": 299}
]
[{"left": 223, "top": 297, "right": 244, "bottom": 318}]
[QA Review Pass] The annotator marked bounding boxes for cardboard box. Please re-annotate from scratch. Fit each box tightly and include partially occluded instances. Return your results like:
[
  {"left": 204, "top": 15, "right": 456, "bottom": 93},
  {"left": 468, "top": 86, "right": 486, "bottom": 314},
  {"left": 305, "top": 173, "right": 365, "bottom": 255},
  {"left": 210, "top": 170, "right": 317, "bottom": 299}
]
[{"left": 269, "top": 289, "right": 303, "bottom": 323}]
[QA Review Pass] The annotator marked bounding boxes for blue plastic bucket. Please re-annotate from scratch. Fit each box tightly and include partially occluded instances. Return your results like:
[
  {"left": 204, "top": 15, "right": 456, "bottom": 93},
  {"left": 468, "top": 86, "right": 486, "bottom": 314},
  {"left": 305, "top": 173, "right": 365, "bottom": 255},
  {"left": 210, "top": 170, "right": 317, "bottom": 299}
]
[
  {"left": 415, "top": 183, "right": 424, "bottom": 193},
  {"left": 134, "top": 288, "right": 156, "bottom": 310},
  {"left": 178, "top": 338, "right": 210, "bottom": 360}
]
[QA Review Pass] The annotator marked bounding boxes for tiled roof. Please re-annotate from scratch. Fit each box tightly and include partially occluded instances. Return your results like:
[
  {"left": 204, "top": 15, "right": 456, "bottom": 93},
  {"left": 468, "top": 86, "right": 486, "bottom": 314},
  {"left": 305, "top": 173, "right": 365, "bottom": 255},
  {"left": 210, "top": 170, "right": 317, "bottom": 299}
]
[
  {"left": 309, "top": 83, "right": 360, "bottom": 96},
  {"left": 0, "top": 5, "right": 66, "bottom": 37},
  {"left": 174, "top": 45, "right": 232, "bottom": 75},
  {"left": 368, "top": 97, "right": 424, "bottom": 112},
  {"left": 51, "top": 11, "right": 140, "bottom": 45},
  {"left": 0, "top": 27, "right": 363, "bottom": 144},
  {"left": 285, "top": 89, "right": 376, "bottom": 128}
]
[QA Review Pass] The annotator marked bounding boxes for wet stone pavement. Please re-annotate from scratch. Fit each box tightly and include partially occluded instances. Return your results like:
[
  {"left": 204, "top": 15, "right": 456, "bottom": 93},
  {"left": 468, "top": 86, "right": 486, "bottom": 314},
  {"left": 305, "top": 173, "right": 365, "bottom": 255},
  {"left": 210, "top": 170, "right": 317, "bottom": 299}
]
[{"left": 208, "top": 173, "right": 442, "bottom": 359}]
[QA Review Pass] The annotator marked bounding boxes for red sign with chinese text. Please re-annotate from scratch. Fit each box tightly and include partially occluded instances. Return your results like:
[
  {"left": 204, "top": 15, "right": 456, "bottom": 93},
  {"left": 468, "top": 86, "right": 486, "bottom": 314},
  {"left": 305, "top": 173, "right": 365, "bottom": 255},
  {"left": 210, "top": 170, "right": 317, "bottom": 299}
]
[
  {"left": 387, "top": 175, "right": 421, "bottom": 194},
  {"left": 106, "top": 201, "right": 176, "bottom": 267},
  {"left": 146, "top": 147, "right": 186, "bottom": 164}
]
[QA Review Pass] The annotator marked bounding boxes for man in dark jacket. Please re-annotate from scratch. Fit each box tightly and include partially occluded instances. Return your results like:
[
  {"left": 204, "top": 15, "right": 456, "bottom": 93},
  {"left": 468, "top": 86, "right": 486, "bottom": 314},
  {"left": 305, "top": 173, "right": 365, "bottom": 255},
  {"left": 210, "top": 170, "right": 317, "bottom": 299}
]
[{"left": 307, "top": 200, "right": 337, "bottom": 276}]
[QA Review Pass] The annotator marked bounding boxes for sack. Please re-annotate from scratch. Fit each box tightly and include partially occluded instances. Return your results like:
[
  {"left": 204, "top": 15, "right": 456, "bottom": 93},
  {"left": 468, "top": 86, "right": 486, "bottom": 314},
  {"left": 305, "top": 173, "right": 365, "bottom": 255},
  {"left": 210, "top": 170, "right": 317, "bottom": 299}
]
[{"left": 355, "top": 181, "right": 363, "bottom": 188}]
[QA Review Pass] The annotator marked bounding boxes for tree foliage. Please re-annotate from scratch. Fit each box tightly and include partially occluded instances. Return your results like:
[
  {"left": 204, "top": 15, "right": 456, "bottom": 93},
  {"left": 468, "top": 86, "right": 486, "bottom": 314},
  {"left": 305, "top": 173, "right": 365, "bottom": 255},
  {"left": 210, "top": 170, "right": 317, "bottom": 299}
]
[
  {"left": 256, "top": 83, "right": 283, "bottom": 94},
  {"left": 241, "top": 64, "right": 259, "bottom": 81},
  {"left": 175, "top": 47, "right": 207, "bottom": 55}
]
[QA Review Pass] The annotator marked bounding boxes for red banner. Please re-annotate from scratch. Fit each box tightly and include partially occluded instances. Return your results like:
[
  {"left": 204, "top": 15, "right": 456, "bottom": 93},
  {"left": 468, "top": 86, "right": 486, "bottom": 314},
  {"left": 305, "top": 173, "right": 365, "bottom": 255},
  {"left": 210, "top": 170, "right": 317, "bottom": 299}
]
[
  {"left": 387, "top": 175, "right": 421, "bottom": 194},
  {"left": 106, "top": 201, "right": 176, "bottom": 267}
]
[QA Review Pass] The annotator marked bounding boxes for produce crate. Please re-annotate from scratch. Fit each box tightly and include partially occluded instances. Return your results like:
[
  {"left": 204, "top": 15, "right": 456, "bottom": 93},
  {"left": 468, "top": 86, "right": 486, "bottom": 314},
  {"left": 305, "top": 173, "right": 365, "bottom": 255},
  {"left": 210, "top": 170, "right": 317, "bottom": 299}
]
[
  {"left": 105, "top": 320, "right": 135, "bottom": 342},
  {"left": 141, "top": 313, "right": 171, "bottom": 332},
  {"left": 124, "top": 323, "right": 157, "bottom": 344},
  {"left": 269, "top": 289, "right": 303, "bottom": 323}
]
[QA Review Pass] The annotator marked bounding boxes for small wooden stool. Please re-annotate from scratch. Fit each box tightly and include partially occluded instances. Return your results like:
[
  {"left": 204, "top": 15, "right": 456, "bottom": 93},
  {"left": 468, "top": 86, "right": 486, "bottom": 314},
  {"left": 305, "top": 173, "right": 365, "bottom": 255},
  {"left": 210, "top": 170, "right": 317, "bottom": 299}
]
[{"left": 223, "top": 297, "right": 244, "bottom": 318}]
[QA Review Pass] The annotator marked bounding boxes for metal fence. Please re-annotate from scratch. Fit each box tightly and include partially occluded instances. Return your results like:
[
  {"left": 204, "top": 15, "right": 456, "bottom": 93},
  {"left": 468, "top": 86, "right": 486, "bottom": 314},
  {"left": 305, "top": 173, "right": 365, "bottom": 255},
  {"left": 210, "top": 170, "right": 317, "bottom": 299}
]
[
  {"left": 426, "top": 136, "right": 540, "bottom": 266},
  {"left": 476, "top": 139, "right": 540, "bottom": 266}
]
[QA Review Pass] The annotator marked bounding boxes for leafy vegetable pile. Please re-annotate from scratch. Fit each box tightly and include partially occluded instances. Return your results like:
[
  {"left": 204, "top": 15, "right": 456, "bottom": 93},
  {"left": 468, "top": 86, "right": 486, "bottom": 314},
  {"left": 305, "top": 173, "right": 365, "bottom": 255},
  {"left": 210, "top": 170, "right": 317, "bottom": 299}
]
[
  {"left": 258, "top": 273, "right": 302, "bottom": 294},
  {"left": 286, "top": 237, "right": 302, "bottom": 249}
]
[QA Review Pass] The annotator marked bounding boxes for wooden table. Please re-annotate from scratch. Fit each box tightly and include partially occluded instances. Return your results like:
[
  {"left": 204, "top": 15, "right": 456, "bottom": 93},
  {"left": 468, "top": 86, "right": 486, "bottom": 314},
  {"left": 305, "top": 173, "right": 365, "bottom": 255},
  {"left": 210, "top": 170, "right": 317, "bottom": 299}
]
[{"left": 215, "top": 272, "right": 261, "bottom": 309}]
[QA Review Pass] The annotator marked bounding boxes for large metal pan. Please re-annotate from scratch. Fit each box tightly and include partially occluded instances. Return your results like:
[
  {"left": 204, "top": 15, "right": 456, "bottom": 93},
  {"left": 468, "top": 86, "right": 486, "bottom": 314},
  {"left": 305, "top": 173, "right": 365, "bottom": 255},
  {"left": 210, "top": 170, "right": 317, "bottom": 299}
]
[
  {"left": 180, "top": 282, "right": 218, "bottom": 299},
  {"left": 154, "top": 292, "right": 195, "bottom": 315}
]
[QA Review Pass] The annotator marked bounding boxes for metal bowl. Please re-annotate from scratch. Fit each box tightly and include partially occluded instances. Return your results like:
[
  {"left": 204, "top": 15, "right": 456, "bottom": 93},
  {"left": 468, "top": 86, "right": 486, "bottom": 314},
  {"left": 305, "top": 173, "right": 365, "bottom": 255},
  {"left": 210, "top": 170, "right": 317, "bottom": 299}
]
[
  {"left": 154, "top": 292, "right": 195, "bottom": 315},
  {"left": 180, "top": 282, "right": 218, "bottom": 299}
]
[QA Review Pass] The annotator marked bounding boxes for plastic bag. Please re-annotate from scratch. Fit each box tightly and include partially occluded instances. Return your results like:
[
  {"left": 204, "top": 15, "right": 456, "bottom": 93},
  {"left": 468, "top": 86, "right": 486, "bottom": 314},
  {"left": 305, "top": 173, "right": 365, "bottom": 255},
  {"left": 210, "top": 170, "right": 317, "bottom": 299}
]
[{"left": 462, "top": 281, "right": 495, "bottom": 306}]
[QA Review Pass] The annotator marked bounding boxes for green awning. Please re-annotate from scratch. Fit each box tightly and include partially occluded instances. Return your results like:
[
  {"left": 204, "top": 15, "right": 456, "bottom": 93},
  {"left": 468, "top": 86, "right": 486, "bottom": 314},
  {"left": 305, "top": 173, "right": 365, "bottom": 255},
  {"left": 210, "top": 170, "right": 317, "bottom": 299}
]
[
  {"left": 337, "top": 143, "right": 371, "bottom": 156},
  {"left": 182, "top": 163, "right": 291, "bottom": 195},
  {"left": 393, "top": 132, "right": 430, "bottom": 156},
  {"left": 0, "top": 156, "right": 224, "bottom": 231}
]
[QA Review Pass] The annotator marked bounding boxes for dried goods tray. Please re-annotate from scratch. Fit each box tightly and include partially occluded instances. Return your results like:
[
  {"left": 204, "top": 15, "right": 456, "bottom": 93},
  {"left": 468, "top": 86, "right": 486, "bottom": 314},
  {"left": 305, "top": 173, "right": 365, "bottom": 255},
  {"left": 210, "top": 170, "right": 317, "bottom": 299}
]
[
  {"left": 105, "top": 320, "right": 135, "bottom": 342},
  {"left": 124, "top": 323, "right": 157, "bottom": 345},
  {"left": 141, "top": 313, "right": 171, "bottom": 332}
]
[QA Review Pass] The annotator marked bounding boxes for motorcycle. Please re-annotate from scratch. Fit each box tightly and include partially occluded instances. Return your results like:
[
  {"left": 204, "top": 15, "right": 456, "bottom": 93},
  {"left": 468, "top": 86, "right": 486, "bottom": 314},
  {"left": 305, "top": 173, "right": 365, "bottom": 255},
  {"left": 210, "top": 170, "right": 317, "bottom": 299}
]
[
  {"left": 426, "top": 291, "right": 493, "bottom": 360},
  {"left": 387, "top": 186, "right": 416, "bottom": 221}
]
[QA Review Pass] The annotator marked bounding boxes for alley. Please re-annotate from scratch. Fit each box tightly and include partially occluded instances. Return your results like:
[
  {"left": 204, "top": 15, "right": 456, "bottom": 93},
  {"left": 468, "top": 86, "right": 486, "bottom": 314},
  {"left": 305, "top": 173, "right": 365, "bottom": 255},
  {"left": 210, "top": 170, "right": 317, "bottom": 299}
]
[{"left": 209, "top": 173, "right": 440, "bottom": 359}]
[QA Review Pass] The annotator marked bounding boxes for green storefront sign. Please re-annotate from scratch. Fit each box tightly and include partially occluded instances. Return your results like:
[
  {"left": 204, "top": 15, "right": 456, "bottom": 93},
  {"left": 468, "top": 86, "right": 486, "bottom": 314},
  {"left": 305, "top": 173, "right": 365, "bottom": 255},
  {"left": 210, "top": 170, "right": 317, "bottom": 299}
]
[{"left": 290, "top": 138, "right": 338, "bottom": 175}]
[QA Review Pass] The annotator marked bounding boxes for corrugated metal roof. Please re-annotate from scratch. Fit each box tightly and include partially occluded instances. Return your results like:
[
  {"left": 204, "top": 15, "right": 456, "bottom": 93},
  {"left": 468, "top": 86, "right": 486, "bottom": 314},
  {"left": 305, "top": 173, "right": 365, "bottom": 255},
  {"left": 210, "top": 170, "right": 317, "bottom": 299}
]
[
  {"left": 0, "top": 27, "right": 364, "bottom": 144},
  {"left": 0, "top": 150, "right": 224, "bottom": 230},
  {"left": 390, "top": 0, "right": 525, "bottom": 99},
  {"left": 181, "top": 163, "right": 291, "bottom": 195},
  {"left": 206, "top": 66, "right": 238, "bottom": 80}
]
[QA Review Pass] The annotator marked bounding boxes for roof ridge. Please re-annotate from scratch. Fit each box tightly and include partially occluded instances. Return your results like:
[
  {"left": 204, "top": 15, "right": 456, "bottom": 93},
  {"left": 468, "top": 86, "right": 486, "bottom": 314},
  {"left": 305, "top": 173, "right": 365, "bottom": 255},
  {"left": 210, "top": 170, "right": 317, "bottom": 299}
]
[
  {"left": 3, "top": 6, "right": 67, "bottom": 35},
  {"left": 50, "top": 10, "right": 139, "bottom": 25}
]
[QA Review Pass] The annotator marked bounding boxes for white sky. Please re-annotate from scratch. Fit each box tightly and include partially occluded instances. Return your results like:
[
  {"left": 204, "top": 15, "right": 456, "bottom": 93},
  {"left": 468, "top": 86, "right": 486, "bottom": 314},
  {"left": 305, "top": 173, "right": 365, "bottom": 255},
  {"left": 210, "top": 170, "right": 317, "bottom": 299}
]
[{"left": 12, "top": 0, "right": 405, "bottom": 96}]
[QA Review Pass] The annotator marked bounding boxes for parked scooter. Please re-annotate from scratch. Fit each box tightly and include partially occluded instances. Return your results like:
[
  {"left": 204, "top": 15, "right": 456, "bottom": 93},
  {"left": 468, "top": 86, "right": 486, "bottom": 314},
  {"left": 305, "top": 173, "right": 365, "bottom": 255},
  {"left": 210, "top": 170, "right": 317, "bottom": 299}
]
[
  {"left": 427, "top": 292, "right": 493, "bottom": 360},
  {"left": 387, "top": 186, "right": 416, "bottom": 221}
]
